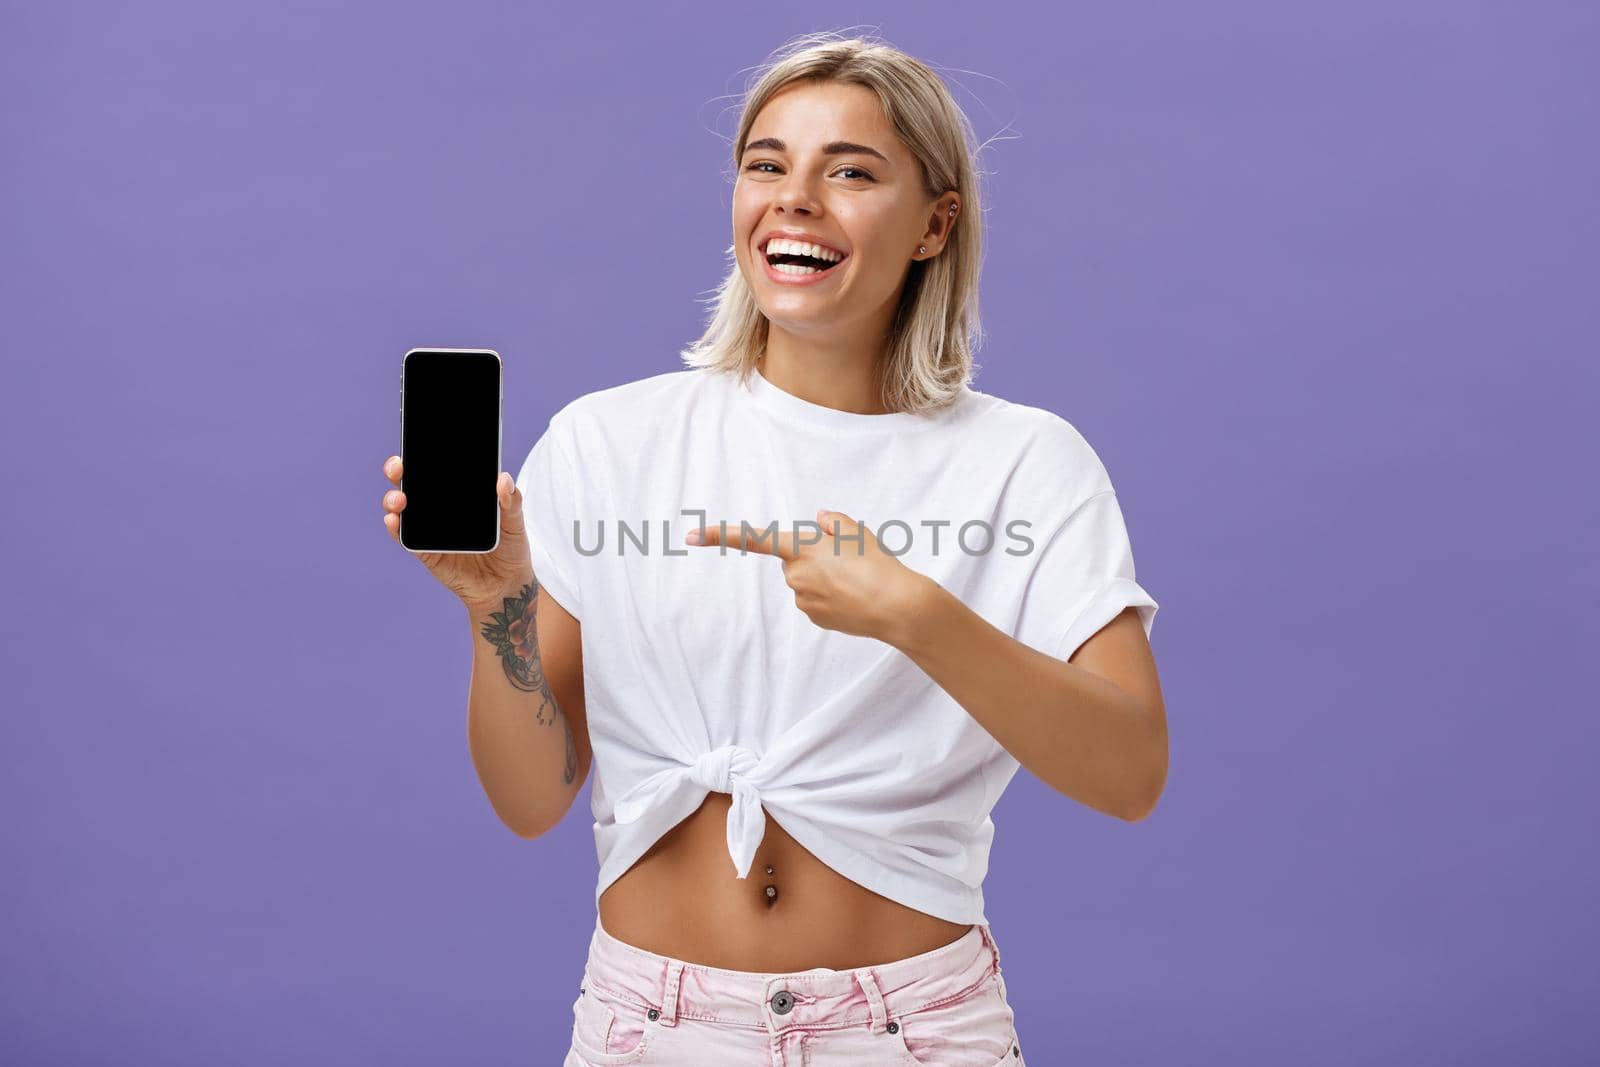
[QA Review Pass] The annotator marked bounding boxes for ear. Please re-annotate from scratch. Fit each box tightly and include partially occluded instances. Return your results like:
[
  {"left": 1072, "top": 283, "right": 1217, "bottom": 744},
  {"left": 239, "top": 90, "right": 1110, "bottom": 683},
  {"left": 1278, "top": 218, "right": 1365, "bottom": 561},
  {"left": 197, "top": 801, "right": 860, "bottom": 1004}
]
[{"left": 916, "top": 193, "right": 961, "bottom": 259}]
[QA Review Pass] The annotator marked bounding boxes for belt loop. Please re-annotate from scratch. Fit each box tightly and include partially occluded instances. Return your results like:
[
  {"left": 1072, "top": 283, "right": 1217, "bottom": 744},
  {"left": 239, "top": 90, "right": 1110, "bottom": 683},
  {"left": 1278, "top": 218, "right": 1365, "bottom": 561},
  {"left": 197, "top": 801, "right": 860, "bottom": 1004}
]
[
  {"left": 657, "top": 959, "right": 684, "bottom": 1026},
  {"left": 980, "top": 923, "right": 1003, "bottom": 975},
  {"left": 854, "top": 968, "right": 889, "bottom": 1031}
]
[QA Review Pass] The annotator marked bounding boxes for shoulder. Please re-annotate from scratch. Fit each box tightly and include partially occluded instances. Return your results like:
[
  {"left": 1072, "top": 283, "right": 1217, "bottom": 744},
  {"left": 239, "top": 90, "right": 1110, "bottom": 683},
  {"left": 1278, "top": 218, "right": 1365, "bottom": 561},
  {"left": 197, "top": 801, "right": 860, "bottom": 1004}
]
[{"left": 964, "top": 387, "right": 1115, "bottom": 496}]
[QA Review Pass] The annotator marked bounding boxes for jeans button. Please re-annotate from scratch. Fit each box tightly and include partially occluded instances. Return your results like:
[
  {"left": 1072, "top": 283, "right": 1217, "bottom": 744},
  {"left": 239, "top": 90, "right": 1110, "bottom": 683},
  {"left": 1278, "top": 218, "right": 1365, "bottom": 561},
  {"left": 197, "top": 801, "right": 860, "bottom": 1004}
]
[
  {"left": 647, "top": 1008, "right": 660, "bottom": 1021},
  {"left": 770, "top": 989, "right": 795, "bottom": 1014},
  {"left": 886, "top": 1021, "right": 900, "bottom": 1034}
]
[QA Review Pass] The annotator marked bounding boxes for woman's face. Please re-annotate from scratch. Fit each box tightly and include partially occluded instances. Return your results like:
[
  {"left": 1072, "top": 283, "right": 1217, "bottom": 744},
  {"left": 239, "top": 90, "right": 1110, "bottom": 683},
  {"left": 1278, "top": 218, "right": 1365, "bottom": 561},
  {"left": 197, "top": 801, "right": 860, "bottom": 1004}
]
[{"left": 733, "top": 80, "right": 956, "bottom": 343}]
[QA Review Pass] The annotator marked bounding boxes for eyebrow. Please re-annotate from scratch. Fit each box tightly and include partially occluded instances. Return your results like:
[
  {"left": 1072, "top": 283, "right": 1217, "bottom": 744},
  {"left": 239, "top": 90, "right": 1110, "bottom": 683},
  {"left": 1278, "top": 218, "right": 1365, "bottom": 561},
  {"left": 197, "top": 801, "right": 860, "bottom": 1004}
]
[{"left": 741, "top": 137, "right": 890, "bottom": 163}]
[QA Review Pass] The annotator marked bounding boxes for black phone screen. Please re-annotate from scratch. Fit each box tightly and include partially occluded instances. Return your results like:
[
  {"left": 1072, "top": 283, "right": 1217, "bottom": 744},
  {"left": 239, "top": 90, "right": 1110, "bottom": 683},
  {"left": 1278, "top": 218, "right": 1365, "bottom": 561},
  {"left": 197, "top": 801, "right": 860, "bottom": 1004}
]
[{"left": 400, "top": 348, "right": 502, "bottom": 553}]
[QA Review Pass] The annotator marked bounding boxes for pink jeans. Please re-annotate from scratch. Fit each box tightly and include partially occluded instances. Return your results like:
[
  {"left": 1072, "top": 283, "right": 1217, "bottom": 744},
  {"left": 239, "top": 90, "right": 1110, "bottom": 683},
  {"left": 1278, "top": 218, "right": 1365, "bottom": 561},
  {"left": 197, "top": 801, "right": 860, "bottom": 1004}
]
[{"left": 564, "top": 914, "right": 1025, "bottom": 1066}]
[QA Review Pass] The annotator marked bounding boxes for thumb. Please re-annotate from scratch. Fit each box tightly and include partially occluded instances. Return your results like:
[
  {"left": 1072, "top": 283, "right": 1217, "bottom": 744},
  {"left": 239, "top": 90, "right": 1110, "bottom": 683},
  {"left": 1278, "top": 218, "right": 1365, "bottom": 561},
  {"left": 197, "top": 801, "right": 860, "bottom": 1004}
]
[
  {"left": 816, "top": 508, "right": 859, "bottom": 534},
  {"left": 498, "top": 472, "right": 527, "bottom": 536}
]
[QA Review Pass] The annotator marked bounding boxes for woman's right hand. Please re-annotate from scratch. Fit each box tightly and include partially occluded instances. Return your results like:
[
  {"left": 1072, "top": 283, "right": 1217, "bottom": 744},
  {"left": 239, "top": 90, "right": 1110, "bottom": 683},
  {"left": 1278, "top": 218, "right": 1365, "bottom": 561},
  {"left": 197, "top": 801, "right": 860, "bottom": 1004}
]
[{"left": 381, "top": 455, "right": 535, "bottom": 607}]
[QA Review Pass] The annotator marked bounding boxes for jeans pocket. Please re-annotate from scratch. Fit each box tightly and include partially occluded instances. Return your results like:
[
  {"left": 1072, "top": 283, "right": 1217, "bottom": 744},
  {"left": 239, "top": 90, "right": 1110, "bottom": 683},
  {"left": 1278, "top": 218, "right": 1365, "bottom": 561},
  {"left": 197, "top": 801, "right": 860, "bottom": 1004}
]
[
  {"left": 569, "top": 985, "right": 652, "bottom": 1065},
  {"left": 890, "top": 972, "right": 1017, "bottom": 1066}
]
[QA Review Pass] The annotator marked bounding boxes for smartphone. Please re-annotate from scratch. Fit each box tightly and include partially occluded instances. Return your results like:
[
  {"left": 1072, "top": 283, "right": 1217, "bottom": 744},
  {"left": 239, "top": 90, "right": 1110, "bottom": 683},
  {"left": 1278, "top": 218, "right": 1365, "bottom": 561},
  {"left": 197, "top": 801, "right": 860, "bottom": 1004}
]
[{"left": 399, "top": 347, "right": 503, "bottom": 553}]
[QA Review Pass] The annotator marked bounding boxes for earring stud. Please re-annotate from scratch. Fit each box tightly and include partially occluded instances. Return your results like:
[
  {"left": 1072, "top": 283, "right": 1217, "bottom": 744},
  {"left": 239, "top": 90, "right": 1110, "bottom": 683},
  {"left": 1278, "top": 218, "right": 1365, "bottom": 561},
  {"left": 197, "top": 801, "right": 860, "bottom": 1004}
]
[{"left": 919, "top": 246, "right": 926, "bottom": 254}]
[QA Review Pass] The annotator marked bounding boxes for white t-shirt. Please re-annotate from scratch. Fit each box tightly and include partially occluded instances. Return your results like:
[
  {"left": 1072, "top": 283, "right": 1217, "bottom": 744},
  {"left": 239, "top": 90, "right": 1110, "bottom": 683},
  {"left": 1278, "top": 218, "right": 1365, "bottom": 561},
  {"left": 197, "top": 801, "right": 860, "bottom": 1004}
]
[{"left": 515, "top": 365, "right": 1158, "bottom": 925}]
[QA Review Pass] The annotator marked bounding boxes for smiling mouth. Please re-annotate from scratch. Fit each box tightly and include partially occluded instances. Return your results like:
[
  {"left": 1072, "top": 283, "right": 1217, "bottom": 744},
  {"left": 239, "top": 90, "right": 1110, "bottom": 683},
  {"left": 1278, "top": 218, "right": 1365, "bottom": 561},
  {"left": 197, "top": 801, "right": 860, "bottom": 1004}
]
[{"left": 764, "top": 250, "right": 845, "bottom": 276}]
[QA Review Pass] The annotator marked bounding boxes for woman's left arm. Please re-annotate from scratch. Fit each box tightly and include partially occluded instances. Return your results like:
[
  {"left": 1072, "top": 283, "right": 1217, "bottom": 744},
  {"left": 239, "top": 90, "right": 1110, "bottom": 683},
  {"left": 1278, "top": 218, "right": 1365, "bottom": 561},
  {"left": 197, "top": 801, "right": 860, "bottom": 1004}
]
[{"left": 888, "top": 576, "right": 1167, "bottom": 822}]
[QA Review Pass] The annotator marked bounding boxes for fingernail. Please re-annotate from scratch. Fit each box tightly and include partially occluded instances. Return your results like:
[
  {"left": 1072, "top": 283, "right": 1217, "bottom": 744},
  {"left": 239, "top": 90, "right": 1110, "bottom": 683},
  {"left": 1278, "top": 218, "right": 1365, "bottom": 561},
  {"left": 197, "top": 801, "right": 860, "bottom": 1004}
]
[{"left": 685, "top": 528, "right": 702, "bottom": 544}]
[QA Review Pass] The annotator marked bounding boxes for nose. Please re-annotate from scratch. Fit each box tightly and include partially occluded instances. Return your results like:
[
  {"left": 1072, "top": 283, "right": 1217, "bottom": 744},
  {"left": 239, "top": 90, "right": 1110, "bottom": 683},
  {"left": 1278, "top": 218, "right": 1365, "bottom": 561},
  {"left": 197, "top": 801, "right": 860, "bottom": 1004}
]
[{"left": 772, "top": 173, "right": 820, "bottom": 216}]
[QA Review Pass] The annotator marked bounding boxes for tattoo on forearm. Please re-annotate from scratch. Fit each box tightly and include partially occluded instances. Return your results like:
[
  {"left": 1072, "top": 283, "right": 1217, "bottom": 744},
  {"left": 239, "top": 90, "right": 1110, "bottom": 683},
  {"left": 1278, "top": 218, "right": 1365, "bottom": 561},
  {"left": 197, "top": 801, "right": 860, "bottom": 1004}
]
[{"left": 477, "top": 579, "right": 579, "bottom": 785}]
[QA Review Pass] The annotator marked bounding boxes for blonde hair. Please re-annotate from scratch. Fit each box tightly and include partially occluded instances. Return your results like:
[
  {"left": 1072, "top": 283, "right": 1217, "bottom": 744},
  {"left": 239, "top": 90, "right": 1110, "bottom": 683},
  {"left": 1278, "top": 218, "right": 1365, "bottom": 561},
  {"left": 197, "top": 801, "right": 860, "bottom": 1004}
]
[{"left": 679, "top": 32, "right": 988, "bottom": 416}]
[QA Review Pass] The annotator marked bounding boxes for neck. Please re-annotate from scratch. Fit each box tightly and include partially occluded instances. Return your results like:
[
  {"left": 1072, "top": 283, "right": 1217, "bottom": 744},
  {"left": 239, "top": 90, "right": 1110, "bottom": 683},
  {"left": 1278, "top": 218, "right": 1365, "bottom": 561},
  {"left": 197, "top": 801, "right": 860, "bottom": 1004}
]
[{"left": 759, "top": 322, "right": 892, "bottom": 415}]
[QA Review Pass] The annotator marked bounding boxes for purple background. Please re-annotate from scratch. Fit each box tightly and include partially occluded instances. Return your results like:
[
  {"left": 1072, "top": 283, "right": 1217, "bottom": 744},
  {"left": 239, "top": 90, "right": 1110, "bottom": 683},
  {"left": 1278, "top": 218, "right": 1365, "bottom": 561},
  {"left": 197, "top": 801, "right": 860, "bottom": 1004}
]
[{"left": 3, "top": 2, "right": 1595, "bottom": 1063}]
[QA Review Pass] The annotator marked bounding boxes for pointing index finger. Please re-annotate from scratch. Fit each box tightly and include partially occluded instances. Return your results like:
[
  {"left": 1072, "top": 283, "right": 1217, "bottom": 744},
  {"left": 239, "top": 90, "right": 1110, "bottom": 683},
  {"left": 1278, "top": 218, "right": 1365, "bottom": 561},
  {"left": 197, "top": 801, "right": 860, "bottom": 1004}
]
[{"left": 687, "top": 519, "right": 797, "bottom": 560}]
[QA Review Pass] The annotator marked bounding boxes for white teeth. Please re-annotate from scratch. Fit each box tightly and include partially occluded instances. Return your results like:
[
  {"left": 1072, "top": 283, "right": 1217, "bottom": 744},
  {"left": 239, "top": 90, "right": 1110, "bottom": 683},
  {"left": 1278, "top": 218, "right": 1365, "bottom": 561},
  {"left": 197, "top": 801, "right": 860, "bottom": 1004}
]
[
  {"left": 764, "top": 238, "right": 843, "bottom": 262},
  {"left": 773, "top": 262, "right": 825, "bottom": 275}
]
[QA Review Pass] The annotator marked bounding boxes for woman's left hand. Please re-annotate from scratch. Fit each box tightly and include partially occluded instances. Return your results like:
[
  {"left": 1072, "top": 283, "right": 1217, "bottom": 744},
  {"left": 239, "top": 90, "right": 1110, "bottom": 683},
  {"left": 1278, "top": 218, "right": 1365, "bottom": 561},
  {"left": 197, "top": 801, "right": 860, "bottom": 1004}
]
[{"left": 686, "top": 508, "right": 933, "bottom": 644}]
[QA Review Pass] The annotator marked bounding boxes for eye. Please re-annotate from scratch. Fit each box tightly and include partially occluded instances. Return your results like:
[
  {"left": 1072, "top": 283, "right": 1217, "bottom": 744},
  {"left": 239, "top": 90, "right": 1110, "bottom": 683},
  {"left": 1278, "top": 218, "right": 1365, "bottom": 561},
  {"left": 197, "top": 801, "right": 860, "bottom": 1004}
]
[{"left": 740, "top": 162, "right": 875, "bottom": 182}]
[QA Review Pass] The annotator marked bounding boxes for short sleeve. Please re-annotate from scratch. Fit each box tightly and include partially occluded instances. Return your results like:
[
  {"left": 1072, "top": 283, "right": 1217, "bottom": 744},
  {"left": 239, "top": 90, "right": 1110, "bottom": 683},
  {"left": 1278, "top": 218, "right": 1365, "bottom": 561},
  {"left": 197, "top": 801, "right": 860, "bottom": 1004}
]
[
  {"left": 1013, "top": 488, "right": 1158, "bottom": 662},
  {"left": 514, "top": 413, "right": 582, "bottom": 619}
]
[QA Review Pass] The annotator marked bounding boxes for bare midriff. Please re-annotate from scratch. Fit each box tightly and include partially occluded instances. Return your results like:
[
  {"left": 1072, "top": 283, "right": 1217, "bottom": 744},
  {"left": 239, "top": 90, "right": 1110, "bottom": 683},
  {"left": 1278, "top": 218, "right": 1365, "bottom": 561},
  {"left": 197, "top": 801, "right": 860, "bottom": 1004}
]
[{"left": 597, "top": 792, "right": 974, "bottom": 972}]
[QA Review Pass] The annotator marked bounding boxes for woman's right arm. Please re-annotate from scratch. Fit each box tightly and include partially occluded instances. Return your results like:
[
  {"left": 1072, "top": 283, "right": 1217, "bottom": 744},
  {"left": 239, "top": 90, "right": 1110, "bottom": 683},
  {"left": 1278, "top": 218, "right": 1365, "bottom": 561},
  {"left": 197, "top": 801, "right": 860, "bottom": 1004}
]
[
  {"left": 382, "top": 455, "right": 590, "bottom": 839},
  {"left": 462, "top": 575, "right": 589, "bottom": 838}
]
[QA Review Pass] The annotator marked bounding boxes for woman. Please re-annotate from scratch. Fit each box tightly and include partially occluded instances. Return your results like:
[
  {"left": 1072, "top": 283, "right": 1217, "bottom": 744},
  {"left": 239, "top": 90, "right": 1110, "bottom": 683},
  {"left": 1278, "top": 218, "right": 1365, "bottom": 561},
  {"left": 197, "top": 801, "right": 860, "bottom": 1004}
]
[{"left": 382, "top": 34, "right": 1165, "bottom": 1067}]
